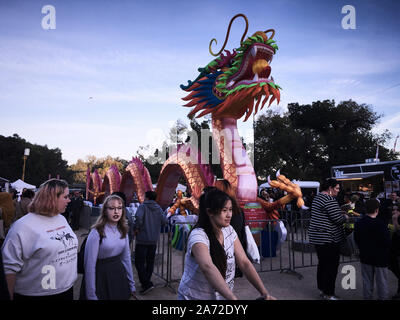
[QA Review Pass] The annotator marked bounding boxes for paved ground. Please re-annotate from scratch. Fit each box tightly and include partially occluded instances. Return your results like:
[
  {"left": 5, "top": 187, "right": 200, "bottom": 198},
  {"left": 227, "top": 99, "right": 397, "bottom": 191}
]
[{"left": 73, "top": 228, "right": 398, "bottom": 300}]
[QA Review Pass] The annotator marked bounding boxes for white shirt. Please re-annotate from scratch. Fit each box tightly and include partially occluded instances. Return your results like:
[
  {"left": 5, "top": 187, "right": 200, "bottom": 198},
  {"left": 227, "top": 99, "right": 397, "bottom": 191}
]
[
  {"left": 178, "top": 225, "right": 237, "bottom": 300},
  {"left": 1, "top": 213, "right": 78, "bottom": 296}
]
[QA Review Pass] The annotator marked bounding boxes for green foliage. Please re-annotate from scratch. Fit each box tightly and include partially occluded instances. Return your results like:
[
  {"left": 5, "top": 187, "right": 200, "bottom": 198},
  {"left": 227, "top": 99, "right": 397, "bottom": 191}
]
[
  {"left": 0, "top": 134, "right": 73, "bottom": 186},
  {"left": 254, "top": 100, "right": 398, "bottom": 184},
  {"left": 136, "top": 118, "right": 222, "bottom": 183},
  {"left": 69, "top": 156, "right": 129, "bottom": 184}
]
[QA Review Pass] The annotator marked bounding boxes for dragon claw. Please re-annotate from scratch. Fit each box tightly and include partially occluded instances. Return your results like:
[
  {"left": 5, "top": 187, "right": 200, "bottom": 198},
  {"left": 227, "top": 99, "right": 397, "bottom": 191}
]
[{"left": 267, "top": 172, "right": 305, "bottom": 209}]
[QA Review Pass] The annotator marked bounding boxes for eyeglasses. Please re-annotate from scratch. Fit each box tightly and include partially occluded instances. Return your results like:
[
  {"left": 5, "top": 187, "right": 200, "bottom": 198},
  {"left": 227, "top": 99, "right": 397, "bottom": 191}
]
[{"left": 107, "top": 206, "right": 123, "bottom": 211}]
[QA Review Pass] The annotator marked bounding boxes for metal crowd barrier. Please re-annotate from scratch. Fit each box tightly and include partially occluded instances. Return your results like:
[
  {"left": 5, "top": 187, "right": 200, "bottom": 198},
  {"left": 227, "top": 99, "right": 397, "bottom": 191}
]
[
  {"left": 152, "top": 223, "right": 187, "bottom": 292},
  {"left": 279, "top": 210, "right": 360, "bottom": 277},
  {"left": 151, "top": 209, "right": 360, "bottom": 292}
]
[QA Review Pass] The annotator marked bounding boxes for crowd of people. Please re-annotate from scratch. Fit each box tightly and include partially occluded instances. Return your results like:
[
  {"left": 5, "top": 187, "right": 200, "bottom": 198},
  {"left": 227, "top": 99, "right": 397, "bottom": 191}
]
[
  {"left": 0, "top": 177, "right": 399, "bottom": 301},
  {"left": 308, "top": 179, "right": 400, "bottom": 300},
  {"left": 0, "top": 178, "right": 274, "bottom": 301}
]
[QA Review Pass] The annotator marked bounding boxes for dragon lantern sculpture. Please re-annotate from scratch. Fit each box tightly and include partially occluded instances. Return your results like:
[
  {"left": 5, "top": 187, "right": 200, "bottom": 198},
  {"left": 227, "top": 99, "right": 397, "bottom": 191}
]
[
  {"left": 85, "top": 14, "right": 304, "bottom": 225},
  {"left": 175, "top": 13, "right": 304, "bottom": 221}
]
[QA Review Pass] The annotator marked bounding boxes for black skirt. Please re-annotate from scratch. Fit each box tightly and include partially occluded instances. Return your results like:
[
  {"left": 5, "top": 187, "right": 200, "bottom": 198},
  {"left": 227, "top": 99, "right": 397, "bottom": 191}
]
[{"left": 80, "top": 255, "right": 131, "bottom": 300}]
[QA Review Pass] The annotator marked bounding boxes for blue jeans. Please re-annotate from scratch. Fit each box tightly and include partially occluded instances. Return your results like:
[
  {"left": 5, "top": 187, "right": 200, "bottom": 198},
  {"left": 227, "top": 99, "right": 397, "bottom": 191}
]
[
  {"left": 134, "top": 243, "right": 156, "bottom": 289},
  {"left": 361, "top": 264, "right": 389, "bottom": 300}
]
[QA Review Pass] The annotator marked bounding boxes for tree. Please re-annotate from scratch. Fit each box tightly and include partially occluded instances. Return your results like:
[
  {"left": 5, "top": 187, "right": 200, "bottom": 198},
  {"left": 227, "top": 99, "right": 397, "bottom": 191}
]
[
  {"left": 254, "top": 100, "right": 398, "bottom": 183},
  {"left": 0, "top": 134, "right": 73, "bottom": 186},
  {"left": 135, "top": 118, "right": 221, "bottom": 183},
  {"left": 68, "top": 156, "right": 129, "bottom": 184}
]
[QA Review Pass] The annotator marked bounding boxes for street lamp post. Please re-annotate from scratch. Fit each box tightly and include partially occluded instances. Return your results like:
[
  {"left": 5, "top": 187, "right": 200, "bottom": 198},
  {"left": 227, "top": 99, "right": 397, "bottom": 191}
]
[{"left": 22, "top": 148, "right": 30, "bottom": 181}]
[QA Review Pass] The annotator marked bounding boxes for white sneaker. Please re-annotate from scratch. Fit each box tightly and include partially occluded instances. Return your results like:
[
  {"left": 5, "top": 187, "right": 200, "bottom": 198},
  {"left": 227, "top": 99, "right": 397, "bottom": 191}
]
[{"left": 324, "top": 295, "right": 340, "bottom": 300}]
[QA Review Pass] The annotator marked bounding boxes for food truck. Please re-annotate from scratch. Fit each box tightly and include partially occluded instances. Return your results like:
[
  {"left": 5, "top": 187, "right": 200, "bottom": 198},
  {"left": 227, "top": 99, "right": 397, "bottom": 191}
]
[{"left": 331, "top": 159, "right": 400, "bottom": 198}]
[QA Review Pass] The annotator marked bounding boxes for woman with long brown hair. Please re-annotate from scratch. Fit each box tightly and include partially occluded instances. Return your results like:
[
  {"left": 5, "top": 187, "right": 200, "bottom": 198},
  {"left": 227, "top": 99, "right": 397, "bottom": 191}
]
[
  {"left": 178, "top": 188, "right": 275, "bottom": 300},
  {"left": 214, "top": 179, "right": 247, "bottom": 277},
  {"left": 82, "top": 194, "right": 136, "bottom": 300}
]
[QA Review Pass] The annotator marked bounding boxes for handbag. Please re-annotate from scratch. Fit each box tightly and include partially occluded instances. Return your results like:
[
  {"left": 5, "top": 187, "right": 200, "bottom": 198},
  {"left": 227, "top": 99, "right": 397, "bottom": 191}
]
[
  {"left": 244, "top": 225, "right": 260, "bottom": 264},
  {"left": 274, "top": 221, "right": 287, "bottom": 250},
  {"left": 340, "top": 232, "right": 357, "bottom": 257}
]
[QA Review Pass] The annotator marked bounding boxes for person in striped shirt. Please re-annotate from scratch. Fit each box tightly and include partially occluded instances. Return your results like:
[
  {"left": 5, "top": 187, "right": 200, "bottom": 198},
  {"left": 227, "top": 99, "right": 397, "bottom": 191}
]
[{"left": 308, "top": 178, "right": 349, "bottom": 300}]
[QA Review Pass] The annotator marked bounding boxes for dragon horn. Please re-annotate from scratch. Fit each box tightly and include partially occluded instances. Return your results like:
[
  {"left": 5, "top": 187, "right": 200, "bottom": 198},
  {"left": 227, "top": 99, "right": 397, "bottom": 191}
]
[
  {"left": 263, "top": 29, "right": 275, "bottom": 40},
  {"left": 209, "top": 13, "right": 249, "bottom": 57},
  {"left": 276, "top": 169, "right": 281, "bottom": 178}
]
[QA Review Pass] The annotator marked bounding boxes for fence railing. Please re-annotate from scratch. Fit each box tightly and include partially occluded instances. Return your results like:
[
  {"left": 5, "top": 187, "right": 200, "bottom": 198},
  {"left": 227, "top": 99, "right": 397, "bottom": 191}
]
[{"left": 149, "top": 209, "right": 360, "bottom": 292}]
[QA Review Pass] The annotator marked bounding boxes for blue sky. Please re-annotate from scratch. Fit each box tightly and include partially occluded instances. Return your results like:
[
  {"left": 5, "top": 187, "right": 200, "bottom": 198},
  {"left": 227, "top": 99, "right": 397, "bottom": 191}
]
[{"left": 0, "top": 0, "right": 399, "bottom": 165}]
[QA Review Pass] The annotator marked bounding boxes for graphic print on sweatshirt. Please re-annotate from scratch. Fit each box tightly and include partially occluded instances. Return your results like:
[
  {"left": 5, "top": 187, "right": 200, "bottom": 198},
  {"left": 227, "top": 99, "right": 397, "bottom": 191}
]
[{"left": 47, "top": 225, "right": 78, "bottom": 267}]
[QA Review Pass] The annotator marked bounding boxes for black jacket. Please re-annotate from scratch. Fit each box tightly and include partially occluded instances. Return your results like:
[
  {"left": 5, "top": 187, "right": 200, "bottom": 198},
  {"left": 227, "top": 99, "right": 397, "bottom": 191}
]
[
  {"left": 0, "top": 250, "right": 10, "bottom": 300},
  {"left": 354, "top": 215, "right": 391, "bottom": 267}
]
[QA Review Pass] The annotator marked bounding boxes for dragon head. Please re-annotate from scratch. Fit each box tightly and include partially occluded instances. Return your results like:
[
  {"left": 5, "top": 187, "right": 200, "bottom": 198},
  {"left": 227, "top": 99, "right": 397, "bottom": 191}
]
[{"left": 181, "top": 14, "right": 281, "bottom": 121}]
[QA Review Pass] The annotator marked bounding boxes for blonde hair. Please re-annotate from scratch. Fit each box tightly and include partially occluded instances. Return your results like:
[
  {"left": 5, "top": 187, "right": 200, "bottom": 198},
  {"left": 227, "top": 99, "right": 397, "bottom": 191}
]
[
  {"left": 92, "top": 194, "right": 128, "bottom": 239},
  {"left": 28, "top": 179, "right": 68, "bottom": 216}
]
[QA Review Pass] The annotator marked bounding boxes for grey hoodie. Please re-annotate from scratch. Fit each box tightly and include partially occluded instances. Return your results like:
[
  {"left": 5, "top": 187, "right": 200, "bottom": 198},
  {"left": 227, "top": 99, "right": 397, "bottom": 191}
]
[{"left": 134, "top": 200, "right": 168, "bottom": 245}]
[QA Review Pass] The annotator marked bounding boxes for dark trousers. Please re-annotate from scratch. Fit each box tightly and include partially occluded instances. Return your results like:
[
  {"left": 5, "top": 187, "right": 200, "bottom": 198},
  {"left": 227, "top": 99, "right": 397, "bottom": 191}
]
[
  {"left": 134, "top": 243, "right": 156, "bottom": 289},
  {"left": 315, "top": 242, "right": 341, "bottom": 296}
]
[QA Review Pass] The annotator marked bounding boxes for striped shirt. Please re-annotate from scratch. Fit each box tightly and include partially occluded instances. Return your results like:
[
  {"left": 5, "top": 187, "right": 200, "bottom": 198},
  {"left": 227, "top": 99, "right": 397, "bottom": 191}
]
[
  {"left": 308, "top": 193, "right": 346, "bottom": 245},
  {"left": 178, "top": 226, "right": 237, "bottom": 300}
]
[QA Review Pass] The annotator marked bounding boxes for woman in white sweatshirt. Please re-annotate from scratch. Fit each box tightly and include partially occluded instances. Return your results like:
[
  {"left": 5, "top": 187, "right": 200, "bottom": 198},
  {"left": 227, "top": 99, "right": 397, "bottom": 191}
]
[{"left": 1, "top": 179, "right": 78, "bottom": 300}]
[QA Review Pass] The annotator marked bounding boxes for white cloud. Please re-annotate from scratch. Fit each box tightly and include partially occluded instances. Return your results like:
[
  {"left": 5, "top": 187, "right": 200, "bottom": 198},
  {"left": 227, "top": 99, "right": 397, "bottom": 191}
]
[
  {"left": 275, "top": 54, "right": 400, "bottom": 76},
  {"left": 329, "top": 79, "right": 361, "bottom": 86},
  {"left": 375, "top": 113, "right": 400, "bottom": 131}
]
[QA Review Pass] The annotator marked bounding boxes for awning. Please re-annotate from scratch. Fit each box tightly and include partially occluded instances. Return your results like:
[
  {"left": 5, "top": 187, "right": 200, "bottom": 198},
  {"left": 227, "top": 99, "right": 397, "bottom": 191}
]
[
  {"left": 332, "top": 171, "right": 383, "bottom": 181},
  {"left": 11, "top": 179, "right": 36, "bottom": 192}
]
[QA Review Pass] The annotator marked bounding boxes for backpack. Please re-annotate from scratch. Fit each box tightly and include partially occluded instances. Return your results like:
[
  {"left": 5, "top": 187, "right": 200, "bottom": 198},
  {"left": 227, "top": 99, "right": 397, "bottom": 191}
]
[
  {"left": 77, "top": 236, "right": 88, "bottom": 274},
  {"left": 77, "top": 234, "right": 102, "bottom": 274}
]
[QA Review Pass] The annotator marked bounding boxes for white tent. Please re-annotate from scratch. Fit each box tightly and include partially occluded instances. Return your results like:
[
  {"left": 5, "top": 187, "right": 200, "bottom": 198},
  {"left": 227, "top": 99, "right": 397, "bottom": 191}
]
[
  {"left": 11, "top": 179, "right": 36, "bottom": 193},
  {"left": 259, "top": 180, "right": 320, "bottom": 194},
  {"left": 175, "top": 183, "right": 187, "bottom": 193},
  {"left": 152, "top": 183, "right": 187, "bottom": 193}
]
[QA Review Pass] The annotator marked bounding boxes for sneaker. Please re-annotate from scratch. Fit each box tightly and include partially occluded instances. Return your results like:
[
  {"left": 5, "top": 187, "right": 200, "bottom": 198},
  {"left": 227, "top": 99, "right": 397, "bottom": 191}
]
[
  {"left": 324, "top": 295, "right": 340, "bottom": 300},
  {"left": 392, "top": 292, "right": 400, "bottom": 300},
  {"left": 139, "top": 285, "right": 154, "bottom": 295}
]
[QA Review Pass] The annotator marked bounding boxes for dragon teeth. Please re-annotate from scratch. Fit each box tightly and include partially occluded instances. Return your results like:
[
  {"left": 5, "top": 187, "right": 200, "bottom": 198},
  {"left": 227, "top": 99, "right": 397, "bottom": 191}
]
[{"left": 250, "top": 46, "right": 257, "bottom": 58}]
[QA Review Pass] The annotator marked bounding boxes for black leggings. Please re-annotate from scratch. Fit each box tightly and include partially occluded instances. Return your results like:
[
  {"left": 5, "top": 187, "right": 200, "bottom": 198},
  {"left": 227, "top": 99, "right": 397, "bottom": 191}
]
[{"left": 315, "top": 242, "right": 341, "bottom": 296}]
